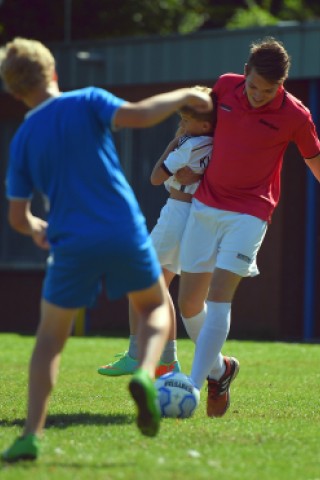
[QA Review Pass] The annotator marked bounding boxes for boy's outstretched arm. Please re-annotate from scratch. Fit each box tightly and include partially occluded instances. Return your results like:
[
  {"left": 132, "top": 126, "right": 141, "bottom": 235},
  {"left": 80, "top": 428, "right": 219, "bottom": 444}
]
[{"left": 113, "top": 88, "right": 213, "bottom": 129}]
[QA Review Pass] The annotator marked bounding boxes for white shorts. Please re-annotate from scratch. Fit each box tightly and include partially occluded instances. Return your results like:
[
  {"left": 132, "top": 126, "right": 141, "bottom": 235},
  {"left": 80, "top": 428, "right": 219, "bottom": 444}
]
[
  {"left": 150, "top": 198, "right": 191, "bottom": 275},
  {"left": 180, "top": 199, "right": 268, "bottom": 277}
]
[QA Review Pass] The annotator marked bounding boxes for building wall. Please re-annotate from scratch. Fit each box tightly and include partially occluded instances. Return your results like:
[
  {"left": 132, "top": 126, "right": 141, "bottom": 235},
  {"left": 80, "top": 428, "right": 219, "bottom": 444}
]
[{"left": 48, "top": 22, "right": 320, "bottom": 89}]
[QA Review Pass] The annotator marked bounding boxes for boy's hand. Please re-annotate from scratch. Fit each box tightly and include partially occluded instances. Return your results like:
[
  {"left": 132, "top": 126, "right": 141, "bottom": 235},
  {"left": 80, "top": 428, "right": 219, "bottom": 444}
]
[
  {"left": 31, "top": 217, "right": 50, "bottom": 250},
  {"left": 175, "top": 166, "right": 203, "bottom": 185},
  {"left": 186, "top": 89, "right": 213, "bottom": 112}
]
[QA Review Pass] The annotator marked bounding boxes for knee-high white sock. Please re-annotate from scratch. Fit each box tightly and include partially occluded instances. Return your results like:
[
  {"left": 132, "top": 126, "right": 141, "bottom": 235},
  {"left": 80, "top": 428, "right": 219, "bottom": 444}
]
[
  {"left": 181, "top": 304, "right": 207, "bottom": 343},
  {"left": 191, "top": 301, "right": 231, "bottom": 389},
  {"left": 208, "top": 353, "right": 226, "bottom": 380}
]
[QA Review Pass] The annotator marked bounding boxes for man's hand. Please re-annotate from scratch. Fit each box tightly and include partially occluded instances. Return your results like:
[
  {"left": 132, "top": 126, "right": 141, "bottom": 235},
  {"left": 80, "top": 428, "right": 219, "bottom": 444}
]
[{"left": 175, "top": 166, "right": 203, "bottom": 185}]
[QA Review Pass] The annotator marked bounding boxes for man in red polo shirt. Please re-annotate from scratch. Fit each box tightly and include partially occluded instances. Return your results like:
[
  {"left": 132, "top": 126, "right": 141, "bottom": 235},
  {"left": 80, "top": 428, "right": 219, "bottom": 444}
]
[{"left": 176, "top": 37, "right": 320, "bottom": 418}]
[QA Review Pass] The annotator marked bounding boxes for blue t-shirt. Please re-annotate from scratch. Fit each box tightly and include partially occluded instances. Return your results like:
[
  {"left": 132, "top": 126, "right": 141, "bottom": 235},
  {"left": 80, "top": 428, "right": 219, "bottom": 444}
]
[{"left": 6, "top": 87, "right": 147, "bottom": 251}]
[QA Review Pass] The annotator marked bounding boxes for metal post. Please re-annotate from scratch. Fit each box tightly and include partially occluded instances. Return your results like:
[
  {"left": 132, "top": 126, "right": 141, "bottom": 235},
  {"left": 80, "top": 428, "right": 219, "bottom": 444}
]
[{"left": 303, "top": 79, "right": 319, "bottom": 341}]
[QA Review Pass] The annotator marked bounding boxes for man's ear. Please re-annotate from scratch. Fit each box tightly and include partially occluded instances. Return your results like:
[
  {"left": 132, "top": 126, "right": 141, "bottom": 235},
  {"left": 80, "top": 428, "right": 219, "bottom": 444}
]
[{"left": 244, "top": 63, "right": 249, "bottom": 76}]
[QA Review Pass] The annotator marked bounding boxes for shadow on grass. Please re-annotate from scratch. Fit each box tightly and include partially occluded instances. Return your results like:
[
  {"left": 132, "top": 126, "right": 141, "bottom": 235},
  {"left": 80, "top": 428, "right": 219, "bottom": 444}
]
[
  {"left": 1, "top": 460, "right": 137, "bottom": 471},
  {"left": 0, "top": 412, "right": 132, "bottom": 429}
]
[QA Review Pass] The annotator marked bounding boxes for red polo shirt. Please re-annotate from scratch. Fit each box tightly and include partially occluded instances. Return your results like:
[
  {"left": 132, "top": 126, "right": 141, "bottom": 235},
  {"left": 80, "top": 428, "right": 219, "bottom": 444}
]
[{"left": 195, "top": 74, "right": 320, "bottom": 222}]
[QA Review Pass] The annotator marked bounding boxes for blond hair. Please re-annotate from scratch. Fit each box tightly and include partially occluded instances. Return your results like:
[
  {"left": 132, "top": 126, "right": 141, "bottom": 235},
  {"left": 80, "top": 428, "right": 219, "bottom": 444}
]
[
  {"left": 179, "top": 85, "right": 215, "bottom": 123},
  {"left": 0, "top": 37, "right": 55, "bottom": 96}
]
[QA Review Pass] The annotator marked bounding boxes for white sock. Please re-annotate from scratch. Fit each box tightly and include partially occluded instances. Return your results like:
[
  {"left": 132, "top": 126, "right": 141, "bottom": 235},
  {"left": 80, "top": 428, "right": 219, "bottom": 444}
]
[
  {"left": 191, "top": 301, "right": 231, "bottom": 389},
  {"left": 160, "top": 340, "right": 178, "bottom": 364},
  {"left": 208, "top": 353, "right": 226, "bottom": 380},
  {"left": 181, "top": 304, "right": 207, "bottom": 343}
]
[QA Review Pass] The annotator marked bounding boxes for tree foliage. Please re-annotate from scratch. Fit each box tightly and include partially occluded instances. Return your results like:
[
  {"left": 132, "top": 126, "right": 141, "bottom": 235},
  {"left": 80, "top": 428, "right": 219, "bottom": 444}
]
[
  {"left": 0, "top": 0, "right": 319, "bottom": 44},
  {"left": 0, "top": 0, "right": 210, "bottom": 43}
]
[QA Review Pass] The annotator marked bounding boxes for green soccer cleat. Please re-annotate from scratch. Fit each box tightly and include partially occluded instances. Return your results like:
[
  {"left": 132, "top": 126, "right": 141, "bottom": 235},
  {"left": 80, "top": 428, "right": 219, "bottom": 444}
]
[
  {"left": 98, "top": 351, "right": 181, "bottom": 378},
  {"left": 129, "top": 368, "right": 161, "bottom": 437},
  {"left": 2, "top": 434, "right": 40, "bottom": 463},
  {"left": 97, "top": 351, "right": 138, "bottom": 376}
]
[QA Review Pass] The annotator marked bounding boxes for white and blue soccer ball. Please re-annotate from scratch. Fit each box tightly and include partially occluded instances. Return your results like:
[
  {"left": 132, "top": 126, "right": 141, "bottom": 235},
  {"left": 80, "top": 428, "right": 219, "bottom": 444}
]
[{"left": 155, "top": 371, "right": 200, "bottom": 418}]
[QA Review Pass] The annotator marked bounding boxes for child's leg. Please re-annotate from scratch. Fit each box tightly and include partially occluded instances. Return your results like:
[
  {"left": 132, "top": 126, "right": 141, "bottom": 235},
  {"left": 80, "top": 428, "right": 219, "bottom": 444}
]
[
  {"left": 129, "top": 269, "right": 179, "bottom": 372},
  {"left": 24, "top": 299, "right": 77, "bottom": 436},
  {"left": 126, "top": 267, "right": 176, "bottom": 354},
  {"left": 128, "top": 274, "right": 170, "bottom": 436},
  {"left": 128, "top": 274, "right": 170, "bottom": 378},
  {"left": 98, "top": 268, "right": 179, "bottom": 376},
  {"left": 129, "top": 267, "right": 177, "bottom": 362},
  {"left": 162, "top": 268, "right": 177, "bottom": 340}
]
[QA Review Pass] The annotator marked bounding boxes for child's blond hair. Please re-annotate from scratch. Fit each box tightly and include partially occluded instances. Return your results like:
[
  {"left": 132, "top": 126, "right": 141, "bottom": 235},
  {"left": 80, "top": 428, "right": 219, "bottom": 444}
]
[
  {"left": 179, "top": 85, "right": 215, "bottom": 124},
  {"left": 179, "top": 85, "right": 215, "bottom": 123},
  {"left": 0, "top": 37, "right": 55, "bottom": 96}
]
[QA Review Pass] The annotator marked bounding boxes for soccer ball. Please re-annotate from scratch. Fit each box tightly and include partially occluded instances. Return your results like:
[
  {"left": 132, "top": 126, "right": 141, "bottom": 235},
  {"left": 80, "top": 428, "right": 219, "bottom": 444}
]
[{"left": 155, "top": 371, "right": 200, "bottom": 418}]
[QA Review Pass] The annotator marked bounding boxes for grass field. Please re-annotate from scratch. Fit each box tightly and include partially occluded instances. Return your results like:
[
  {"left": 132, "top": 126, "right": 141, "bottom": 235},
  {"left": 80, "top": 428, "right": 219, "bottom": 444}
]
[{"left": 0, "top": 333, "right": 319, "bottom": 480}]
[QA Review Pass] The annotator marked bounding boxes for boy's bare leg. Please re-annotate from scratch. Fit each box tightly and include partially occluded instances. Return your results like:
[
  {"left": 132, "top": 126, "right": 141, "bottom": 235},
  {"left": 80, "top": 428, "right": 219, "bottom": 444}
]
[
  {"left": 2, "top": 300, "right": 77, "bottom": 462},
  {"left": 129, "top": 267, "right": 176, "bottom": 338},
  {"left": 24, "top": 299, "right": 77, "bottom": 436},
  {"left": 162, "top": 268, "right": 177, "bottom": 340},
  {"left": 128, "top": 275, "right": 170, "bottom": 436},
  {"left": 128, "top": 275, "right": 170, "bottom": 379},
  {"left": 98, "top": 268, "right": 178, "bottom": 376}
]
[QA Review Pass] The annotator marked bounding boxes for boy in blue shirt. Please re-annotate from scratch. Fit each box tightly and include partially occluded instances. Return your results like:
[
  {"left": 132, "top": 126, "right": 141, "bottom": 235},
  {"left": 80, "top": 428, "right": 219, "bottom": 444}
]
[{"left": 0, "top": 37, "right": 212, "bottom": 462}]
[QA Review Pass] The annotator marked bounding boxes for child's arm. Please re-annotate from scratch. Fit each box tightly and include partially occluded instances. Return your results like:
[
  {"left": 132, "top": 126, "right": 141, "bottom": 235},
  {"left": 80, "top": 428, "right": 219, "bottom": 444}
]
[
  {"left": 8, "top": 199, "right": 50, "bottom": 250},
  {"left": 150, "top": 136, "right": 180, "bottom": 186}
]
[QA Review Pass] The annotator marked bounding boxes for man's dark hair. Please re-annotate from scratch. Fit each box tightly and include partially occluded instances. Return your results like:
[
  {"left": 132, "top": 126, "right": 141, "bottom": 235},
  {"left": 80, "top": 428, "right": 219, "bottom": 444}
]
[{"left": 247, "top": 37, "right": 291, "bottom": 83}]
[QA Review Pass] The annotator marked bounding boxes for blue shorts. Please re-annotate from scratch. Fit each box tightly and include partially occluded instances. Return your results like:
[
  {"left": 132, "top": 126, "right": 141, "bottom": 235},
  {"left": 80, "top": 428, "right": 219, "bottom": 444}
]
[{"left": 42, "top": 234, "right": 161, "bottom": 308}]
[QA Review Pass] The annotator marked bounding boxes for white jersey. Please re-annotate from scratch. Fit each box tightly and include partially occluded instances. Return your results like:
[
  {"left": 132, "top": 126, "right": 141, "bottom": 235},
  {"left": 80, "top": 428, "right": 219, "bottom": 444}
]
[{"left": 164, "top": 135, "right": 213, "bottom": 194}]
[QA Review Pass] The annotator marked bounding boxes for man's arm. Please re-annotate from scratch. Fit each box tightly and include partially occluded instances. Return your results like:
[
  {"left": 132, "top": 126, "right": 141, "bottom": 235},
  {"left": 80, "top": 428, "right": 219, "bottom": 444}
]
[
  {"left": 8, "top": 199, "right": 50, "bottom": 250},
  {"left": 113, "top": 88, "right": 213, "bottom": 129},
  {"left": 305, "top": 154, "right": 320, "bottom": 182}
]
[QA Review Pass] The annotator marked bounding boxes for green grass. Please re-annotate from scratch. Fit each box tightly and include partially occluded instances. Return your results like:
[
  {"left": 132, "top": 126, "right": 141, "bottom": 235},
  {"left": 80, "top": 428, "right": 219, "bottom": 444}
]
[{"left": 1, "top": 333, "right": 319, "bottom": 480}]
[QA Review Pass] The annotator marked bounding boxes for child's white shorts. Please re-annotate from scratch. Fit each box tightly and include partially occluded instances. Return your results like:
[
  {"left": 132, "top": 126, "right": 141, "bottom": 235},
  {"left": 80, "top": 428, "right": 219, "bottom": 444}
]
[
  {"left": 180, "top": 199, "right": 268, "bottom": 277},
  {"left": 151, "top": 198, "right": 191, "bottom": 275}
]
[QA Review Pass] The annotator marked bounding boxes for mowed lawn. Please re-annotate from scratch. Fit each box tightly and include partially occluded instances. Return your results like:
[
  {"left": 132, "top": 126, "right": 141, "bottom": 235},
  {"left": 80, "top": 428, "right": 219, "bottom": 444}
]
[{"left": 0, "top": 333, "right": 319, "bottom": 480}]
